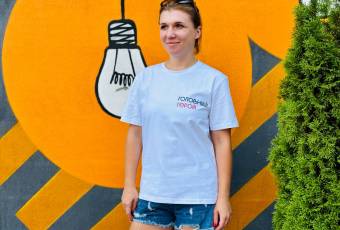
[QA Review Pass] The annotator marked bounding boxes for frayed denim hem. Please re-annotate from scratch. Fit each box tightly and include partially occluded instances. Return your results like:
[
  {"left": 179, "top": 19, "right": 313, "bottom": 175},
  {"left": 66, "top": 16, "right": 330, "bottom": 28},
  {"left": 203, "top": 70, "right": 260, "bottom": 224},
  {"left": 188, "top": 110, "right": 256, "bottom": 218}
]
[
  {"left": 132, "top": 218, "right": 175, "bottom": 228},
  {"left": 174, "top": 225, "right": 214, "bottom": 230}
]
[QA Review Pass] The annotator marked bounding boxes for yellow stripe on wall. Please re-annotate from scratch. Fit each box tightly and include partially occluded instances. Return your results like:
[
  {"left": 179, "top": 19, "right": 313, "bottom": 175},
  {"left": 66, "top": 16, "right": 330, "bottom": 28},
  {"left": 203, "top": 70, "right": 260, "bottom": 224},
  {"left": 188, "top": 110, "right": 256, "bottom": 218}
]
[
  {"left": 232, "top": 63, "right": 285, "bottom": 149},
  {"left": 91, "top": 203, "right": 130, "bottom": 230},
  {"left": 16, "top": 170, "right": 93, "bottom": 230},
  {"left": 227, "top": 165, "right": 277, "bottom": 229},
  {"left": 0, "top": 124, "right": 36, "bottom": 186}
]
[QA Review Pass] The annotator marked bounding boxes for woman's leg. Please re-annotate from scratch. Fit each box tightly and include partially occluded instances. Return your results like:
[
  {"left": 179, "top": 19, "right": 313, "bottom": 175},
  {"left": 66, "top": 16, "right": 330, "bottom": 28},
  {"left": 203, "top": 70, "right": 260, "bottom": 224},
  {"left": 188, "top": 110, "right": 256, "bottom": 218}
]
[{"left": 130, "top": 221, "right": 173, "bottom": 230}]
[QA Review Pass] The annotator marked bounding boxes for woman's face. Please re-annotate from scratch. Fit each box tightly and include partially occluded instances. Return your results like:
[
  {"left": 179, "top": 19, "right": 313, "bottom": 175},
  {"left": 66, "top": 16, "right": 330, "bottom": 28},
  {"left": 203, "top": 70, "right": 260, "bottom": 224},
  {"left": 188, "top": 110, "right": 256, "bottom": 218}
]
[{"left": 159, "top": 9, "right": 201, "bottom": 58}]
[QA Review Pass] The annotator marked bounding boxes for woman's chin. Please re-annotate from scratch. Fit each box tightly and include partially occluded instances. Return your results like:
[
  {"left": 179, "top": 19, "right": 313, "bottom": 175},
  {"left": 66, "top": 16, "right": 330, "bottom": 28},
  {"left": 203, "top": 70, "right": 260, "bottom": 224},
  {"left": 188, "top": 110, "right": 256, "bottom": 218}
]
[
  {"left": 167, "top": 50, "right": 188, "bottom": 58},
  {"left": 166, "top": 48, "right": 181, "bottom": 55}
]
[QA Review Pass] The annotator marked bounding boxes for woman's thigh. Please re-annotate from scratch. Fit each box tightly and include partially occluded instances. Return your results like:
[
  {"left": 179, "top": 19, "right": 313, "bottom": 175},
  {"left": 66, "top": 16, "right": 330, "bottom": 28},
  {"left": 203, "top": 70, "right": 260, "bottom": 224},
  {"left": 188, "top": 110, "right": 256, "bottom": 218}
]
[{"left": 130, "top": 222, "right": 173, "bottom": 230}]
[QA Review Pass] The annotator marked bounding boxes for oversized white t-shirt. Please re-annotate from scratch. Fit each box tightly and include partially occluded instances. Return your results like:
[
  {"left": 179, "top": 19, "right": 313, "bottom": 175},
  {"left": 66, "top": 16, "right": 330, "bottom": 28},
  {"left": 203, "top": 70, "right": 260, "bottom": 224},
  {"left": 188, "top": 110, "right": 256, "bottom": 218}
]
[{"left": 120, "top": 61, "right": 239, "bottom": 204}]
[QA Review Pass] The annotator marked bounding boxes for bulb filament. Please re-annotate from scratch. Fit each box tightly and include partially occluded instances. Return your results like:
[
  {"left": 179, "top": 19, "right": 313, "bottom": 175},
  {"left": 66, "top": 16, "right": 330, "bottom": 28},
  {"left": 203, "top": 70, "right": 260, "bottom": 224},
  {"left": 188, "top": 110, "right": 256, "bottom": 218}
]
[{"left": 110, "top": 71, "right": 135, "bottom": 90}]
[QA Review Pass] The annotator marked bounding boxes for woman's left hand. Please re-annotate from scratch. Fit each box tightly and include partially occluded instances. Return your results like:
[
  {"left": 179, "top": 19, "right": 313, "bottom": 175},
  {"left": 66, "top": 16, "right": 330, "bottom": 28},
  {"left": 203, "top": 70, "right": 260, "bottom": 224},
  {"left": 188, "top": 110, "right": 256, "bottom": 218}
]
[{"left": 213, "top": 196, "right": 232, "bottom": 230}]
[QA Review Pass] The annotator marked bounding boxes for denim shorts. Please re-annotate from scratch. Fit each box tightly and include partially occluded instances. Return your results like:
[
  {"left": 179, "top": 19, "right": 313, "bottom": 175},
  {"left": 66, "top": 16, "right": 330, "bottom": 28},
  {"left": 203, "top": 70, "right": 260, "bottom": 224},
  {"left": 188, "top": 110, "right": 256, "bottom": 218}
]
[{"left": 132, "top": 199, "right": 215, "bottom": 230}]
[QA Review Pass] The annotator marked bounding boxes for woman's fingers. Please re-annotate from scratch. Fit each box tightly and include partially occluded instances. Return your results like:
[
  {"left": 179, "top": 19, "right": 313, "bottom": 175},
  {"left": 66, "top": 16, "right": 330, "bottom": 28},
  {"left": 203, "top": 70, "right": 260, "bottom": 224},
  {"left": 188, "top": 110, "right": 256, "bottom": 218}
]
[
  {"left": 125, "top": 202, "right": 135, "bottom": 221},
  {"left": 122, "top": 198, "right": 134, "bottom": 221},
  {"left": 216, "top": 215, "right": 227, "bottom": 230},
  {"left": 214, "top": 210, "right": 232, "bottom": 230},
  {"left": 213, "top": 209, "right": 219, "bottom": 228},
  {"left": 127, "top": 212, "right": 133, "bottom": 221},
  {"left": 132, "top": 198, "right": 138, "bottom": 212},
  {"left": 218, "top": 213, "right": 232, "bottom": 229},
  {"left": 121, "top": 187, "right": 139, "bottom": 221},
  {"left": 124, "top": 204, "right": 132, "bottom": 220}
]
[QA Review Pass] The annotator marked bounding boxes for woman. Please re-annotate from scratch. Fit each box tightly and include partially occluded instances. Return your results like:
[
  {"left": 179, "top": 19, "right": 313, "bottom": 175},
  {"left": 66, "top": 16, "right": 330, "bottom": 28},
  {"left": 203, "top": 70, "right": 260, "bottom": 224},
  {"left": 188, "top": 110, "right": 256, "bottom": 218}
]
[{"left": 120, "top": 0, "right": 238, "bottom": 229}]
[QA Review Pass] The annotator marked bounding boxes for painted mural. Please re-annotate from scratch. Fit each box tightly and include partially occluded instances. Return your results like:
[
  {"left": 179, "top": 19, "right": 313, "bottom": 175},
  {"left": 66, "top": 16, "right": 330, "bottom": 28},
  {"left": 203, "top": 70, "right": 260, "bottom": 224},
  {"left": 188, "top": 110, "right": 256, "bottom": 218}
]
[{"left": 0, "top": 0, "right": 298, "bottom": 229}]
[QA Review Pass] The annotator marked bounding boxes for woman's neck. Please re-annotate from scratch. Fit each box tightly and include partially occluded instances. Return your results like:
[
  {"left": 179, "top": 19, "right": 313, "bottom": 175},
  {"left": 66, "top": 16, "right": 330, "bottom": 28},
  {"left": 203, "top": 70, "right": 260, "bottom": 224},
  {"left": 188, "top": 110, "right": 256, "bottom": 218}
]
[{"left": 165, "top": 54, "right": 197, "bottom": 71}]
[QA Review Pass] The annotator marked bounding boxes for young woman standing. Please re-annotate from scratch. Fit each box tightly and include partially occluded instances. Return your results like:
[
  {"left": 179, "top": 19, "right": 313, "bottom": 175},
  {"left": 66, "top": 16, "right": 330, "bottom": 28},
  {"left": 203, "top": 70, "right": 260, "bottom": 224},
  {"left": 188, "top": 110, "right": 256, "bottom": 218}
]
[{"left": 120, "top": 1, "right": 239, "bottom": 229}]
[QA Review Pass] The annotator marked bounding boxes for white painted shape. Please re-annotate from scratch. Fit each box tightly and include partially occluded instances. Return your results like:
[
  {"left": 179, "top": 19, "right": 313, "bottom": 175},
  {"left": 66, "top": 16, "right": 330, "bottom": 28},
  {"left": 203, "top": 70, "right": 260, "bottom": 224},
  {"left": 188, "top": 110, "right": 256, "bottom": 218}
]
[{"left": 97, "top": 48, "right": 145, "bottom": 117}]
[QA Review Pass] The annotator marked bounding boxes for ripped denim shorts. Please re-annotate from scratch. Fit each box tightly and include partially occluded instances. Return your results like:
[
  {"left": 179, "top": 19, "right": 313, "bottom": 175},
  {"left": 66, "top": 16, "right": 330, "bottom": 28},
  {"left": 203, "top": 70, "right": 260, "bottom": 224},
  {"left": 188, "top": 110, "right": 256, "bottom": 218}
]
[{"left": 132, "top": 199, "right": 215, "bottom": 230}]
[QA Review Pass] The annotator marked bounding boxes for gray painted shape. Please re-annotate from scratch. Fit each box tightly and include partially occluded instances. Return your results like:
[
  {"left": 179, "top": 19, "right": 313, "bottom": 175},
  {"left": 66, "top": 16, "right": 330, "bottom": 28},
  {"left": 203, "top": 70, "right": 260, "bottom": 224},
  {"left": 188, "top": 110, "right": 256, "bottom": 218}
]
[
  {"left": 0, "top": 0, "right": 17, "bottom": 137},
  {"left": 249, "top": 38, "right": 281, "bottom": 86},
  {"left": 244, "top": 202, "right": 275, "bottom": 230},
  {"left": 231, "top": 114, "right": 278, "bottom": 195},
  {"left": 49, "top": 186, "right": 122, "bottom": 230},
  {"left": 0, "top": 151, "right": 59, "bottom": 229}
]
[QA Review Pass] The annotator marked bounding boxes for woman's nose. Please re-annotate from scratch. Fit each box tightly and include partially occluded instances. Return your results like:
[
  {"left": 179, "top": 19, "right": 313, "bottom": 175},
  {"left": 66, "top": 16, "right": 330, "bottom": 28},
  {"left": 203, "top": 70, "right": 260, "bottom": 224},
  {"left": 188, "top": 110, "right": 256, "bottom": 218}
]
[{"left": 167, "top": 27, "right": 176, "bottom": 38}]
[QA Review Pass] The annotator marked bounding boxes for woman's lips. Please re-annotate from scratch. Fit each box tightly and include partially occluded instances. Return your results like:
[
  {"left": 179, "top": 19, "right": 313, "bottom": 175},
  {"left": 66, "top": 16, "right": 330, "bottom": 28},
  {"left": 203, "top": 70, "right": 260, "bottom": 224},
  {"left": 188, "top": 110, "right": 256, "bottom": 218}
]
[{"left": 166, "top": 42, "right": 180, "bottom": 47}]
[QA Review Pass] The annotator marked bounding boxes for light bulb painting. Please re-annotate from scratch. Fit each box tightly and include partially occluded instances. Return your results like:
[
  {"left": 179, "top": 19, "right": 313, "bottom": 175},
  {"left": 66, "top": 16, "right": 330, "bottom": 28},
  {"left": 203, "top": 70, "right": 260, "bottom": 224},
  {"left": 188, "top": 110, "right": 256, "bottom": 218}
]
[
  {"left": 96, "top": 20, "right": 146, "bottom": 118},
  {"left": 96, "top": 0, "right": 146, "bottom": 118}
]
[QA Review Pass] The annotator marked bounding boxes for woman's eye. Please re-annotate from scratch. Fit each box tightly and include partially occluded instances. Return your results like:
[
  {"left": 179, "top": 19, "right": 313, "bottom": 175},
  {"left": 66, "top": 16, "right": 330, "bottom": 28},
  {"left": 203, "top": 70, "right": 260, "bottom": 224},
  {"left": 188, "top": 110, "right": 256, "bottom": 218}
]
[
  {"left": 175, "top": 24, "right": 184, "bottom": 28},
  {"left": 160, "top": 25, "right": 167, "bottom": 30}
]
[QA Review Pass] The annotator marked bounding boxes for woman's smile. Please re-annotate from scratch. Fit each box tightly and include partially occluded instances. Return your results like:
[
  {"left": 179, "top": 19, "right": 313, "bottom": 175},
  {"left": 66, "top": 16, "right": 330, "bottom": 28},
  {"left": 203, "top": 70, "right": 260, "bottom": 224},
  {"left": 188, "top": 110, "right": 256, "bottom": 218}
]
[{"left": 166, "top": 41, "right": 181, "bottom": 48}]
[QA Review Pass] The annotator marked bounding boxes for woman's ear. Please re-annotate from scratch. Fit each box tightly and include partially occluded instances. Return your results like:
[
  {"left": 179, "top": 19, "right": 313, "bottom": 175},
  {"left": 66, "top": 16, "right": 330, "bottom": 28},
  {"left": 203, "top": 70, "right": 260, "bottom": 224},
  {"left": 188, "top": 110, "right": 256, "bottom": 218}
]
[{"left": 195, "top": 26, "right": 202, "bottom": 39}]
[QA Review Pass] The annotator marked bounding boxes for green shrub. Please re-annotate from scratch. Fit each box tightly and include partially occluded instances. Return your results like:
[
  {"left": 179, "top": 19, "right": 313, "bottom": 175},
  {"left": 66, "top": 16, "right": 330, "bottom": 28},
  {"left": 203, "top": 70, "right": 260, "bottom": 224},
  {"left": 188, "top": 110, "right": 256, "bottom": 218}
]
[{"left": 268, "top": 0, "right": 340, "bottom": 229}]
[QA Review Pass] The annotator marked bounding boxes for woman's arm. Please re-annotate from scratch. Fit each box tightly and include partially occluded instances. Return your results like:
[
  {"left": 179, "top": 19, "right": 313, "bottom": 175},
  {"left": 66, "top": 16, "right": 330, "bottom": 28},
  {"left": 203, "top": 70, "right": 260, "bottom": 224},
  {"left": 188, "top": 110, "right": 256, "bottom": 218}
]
[
  {"left": 124, "top": 124, "right": 142, "bottom": 188},
  {"left": 210, "top": 128, "right": 233, "bottom": 230},
  {"left": 121, "top": 124, "right": 142, "bottom": 221}
]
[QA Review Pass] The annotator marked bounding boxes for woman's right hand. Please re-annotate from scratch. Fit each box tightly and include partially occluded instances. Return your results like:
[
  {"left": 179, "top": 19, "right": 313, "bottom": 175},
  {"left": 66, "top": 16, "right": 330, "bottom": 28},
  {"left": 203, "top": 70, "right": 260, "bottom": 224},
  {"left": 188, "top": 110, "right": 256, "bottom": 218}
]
[{"left": 121, "top": 186, "right": 139, "bottom": 221}]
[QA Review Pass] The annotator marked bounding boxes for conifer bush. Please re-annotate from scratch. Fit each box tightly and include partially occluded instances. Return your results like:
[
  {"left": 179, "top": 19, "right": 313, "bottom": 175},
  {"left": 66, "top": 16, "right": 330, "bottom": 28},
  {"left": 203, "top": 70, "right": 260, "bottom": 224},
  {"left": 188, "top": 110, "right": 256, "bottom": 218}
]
[{"left": 268, "top": 0, "right": 339, "bottom": 229}]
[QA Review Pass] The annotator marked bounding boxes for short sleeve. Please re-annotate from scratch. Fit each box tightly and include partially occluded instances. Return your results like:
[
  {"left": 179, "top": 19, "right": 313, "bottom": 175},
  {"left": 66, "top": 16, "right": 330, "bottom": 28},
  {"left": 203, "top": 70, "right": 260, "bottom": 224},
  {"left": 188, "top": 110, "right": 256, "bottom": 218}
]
[
  {"left": 209, "top": 75, "right": 239, "bottom": 130},
  {"left": 120, "top": 72, "right": 143, "bottom": 126}
]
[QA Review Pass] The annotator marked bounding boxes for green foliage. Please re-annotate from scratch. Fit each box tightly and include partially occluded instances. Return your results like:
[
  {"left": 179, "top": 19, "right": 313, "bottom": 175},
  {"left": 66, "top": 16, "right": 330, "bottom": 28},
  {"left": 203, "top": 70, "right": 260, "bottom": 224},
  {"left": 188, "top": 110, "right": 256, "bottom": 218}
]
[{"left": 268, "top": 0, "right": 340, "bottom": 229}]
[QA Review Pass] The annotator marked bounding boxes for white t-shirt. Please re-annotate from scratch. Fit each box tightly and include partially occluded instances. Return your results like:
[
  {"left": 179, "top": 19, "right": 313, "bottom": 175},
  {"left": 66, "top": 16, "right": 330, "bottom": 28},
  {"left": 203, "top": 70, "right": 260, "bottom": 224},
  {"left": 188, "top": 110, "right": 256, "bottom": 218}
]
[{"left": 120, "top": 61, "right": 239, "bottom": 204}]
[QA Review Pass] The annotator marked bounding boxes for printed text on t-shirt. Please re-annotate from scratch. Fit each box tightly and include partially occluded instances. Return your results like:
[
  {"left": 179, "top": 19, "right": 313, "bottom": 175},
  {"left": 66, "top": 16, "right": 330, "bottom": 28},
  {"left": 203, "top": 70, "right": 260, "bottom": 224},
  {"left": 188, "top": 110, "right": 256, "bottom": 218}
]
[{"left": 177, "top": 96, "right": 208, "bottom": 110}]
